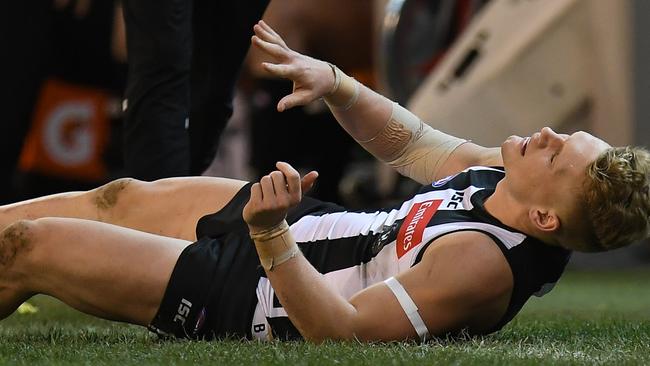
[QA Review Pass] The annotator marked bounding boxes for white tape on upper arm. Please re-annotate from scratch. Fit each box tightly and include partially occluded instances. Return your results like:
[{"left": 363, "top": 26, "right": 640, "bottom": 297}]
[{"left": 384, "top": 276, "right": 430, "bottom": 342}]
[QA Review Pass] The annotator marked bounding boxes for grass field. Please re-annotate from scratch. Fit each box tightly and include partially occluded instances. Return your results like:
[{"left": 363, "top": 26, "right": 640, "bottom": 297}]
[{"left": 1, "top": 270, "right": 648, "bottom": 365}]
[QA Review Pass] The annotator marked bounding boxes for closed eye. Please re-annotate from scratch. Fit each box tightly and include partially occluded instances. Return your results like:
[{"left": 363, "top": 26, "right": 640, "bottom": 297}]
[{"left": 551, "top": 153, "right": 558, "bottom": 163}]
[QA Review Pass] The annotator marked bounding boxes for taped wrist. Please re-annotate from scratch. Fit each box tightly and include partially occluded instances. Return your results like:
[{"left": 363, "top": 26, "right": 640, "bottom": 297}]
[
  {"left": 359, "top": 103, "right": 467, "bottom": 185},
  {"left": 250, "top": 220, "right": 300, "bottom": 271},
  {"left": 324, "top": 63, "right": 360, "bottom": 111}
]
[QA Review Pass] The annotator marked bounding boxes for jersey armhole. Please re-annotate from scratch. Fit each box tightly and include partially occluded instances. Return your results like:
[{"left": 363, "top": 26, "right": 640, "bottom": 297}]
[{"left": 412, "top": 228, "right": 511, "bottom": 267}]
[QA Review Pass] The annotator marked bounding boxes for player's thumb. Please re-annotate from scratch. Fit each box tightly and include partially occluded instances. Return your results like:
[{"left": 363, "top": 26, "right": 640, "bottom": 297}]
[
  {"left": 277, "top": 94, "right": 297, "bottom": 112},
  {"left": 300, "top": 171, "right": 319, "bottom": 195},
  {"left": 278, "top": 90, "right": 312, "bottom": 112}
]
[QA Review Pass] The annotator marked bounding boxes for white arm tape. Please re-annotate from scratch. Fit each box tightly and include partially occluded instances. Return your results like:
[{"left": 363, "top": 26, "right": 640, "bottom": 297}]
[
  {"left": 359, "top": 103, "right": 467, "bottom": 185},
  {"left": 384, "top": 276, "right": 429, "bottom": 342}
]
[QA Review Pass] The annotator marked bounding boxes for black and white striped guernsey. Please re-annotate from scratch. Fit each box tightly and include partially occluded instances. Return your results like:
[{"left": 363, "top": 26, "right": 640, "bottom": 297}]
[{"left": 253, "top": 166, "right": 572, "bottom": 340}]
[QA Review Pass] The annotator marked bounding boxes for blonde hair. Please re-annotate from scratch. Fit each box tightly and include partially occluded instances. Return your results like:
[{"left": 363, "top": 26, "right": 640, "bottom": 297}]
[{"left": 579, "top": 146, "right": 650, "bottom": 251}]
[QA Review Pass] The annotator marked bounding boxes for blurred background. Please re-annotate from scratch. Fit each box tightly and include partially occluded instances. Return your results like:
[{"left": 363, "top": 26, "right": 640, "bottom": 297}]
[{"left": 0, "top": 0, "right": 648, "bottom": 268}]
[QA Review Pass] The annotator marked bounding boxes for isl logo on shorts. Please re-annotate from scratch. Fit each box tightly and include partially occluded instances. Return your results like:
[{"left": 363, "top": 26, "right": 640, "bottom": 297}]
[{"left": 396, "top": 200, "right": 442, "bottom": 258}]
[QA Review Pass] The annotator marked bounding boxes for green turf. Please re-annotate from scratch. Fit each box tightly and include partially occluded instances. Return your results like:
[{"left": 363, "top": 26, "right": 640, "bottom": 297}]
[{"left": 1, "top": 270, "right": 648, "bottom": 365}]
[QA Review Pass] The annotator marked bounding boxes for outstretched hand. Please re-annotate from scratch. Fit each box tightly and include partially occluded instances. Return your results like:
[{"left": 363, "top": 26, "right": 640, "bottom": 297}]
[
  {"left": 252, "top": 20, "right": 335, "bottom": 112},
  {"left": 243, "top": 162, "right": 318, "bottom": 233}
]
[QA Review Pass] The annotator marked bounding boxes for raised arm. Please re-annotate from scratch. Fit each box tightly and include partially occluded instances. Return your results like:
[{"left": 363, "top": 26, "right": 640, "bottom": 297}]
[
  {"left": 242, "top": 162, "right": 513, "bottom": 342},
  {"left": 251, "top": 21, "right": 502, "bottom": 184}
]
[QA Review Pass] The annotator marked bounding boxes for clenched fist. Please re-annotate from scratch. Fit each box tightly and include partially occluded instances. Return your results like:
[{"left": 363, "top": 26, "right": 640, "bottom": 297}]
[{"left": 243, "top": 162, "right": 318, "bottom": 233}]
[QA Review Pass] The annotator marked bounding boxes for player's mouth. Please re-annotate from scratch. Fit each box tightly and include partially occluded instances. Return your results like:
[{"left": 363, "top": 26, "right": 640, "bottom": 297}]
[{"left": 521, "top": 137, "right": 530, "bottom": 156}]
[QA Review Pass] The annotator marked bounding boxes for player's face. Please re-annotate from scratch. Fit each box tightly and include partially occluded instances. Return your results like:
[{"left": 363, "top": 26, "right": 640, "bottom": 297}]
[{"left": 500, "top": 127, "right": 610, "bottom": 209}]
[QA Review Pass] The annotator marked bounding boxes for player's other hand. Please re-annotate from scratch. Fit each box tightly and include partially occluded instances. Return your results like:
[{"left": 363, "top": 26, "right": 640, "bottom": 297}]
[
  {"left": 243, "top": 162, "right": 318, "bottom": 233},
  {"left": 251, "top": 20, "right": 335, "bottom": 112}
]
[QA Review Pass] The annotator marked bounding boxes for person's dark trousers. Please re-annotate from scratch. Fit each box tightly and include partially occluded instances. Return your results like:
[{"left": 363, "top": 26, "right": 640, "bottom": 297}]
[
  {"left": 122, "top": 0, "right": 269, "bottom": 181},
  {"left": 250, "top": 79, "right": 356, "bottom": 204},
  {"left": 0, "top": 0, "right": 53, "bottom": 204},
  {"left": 122, "top": 0, "right": 192, "bottom": 180}
]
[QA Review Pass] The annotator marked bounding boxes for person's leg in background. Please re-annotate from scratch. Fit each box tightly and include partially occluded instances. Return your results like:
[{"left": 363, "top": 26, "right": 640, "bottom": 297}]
[
  {"left": 122, "top": 0, "right": 192, "bottom": 180},
  {"left": 188, "top": 0, "right": 269, "bottom": 175}
]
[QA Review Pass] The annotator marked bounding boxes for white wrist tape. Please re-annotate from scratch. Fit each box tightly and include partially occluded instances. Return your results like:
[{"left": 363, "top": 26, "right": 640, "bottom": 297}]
[
  {"left": 359, "top": 103, "right": 467, "bottom": 185},
  {"left": 251, "top": 221, "right": 300, "bottom": 271},
  {"left": 384, "top": 277, "right": 429, "bottom": 342},
  {"left": 324, "top": 63, "right": 360, "bottom": 111}
]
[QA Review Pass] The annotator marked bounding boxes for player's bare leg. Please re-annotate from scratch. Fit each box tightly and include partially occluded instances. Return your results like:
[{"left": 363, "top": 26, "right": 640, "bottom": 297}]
[
  {"left": 0, "top": 177, "right": 247, "bottom": 241},
  {"left": 0, "top": 217, "right": 191, "bottom": 324}
]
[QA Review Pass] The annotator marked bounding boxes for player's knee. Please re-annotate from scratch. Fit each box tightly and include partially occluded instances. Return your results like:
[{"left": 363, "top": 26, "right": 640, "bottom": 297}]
[
  {"left": 0, "top": 220, "right": 36, "bottom": 268},
  {"left": 93, "top": 178, "right": 141, "bottom": 212}
]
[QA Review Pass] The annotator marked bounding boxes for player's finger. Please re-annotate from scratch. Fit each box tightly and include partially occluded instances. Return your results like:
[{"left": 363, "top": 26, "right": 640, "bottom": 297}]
[
  {"left": 277, "top": 91, "right": 313, "bottom": 112},
  {"left": 253, "top": 23, "right": 285, "bottom": 48},
  {"left": 270, "top": 171, "right": 288, "bottom": 197},
  {"left": 260, "top": 175, "right": 275, "bottom": 201},
  {"left": 276, "top": 162, "right": 301, "bottom": 203},
  {"left": 259, "top": 20, "right": 286, "bottom": 45},
  {"left": 253, "top": 24, "right": 275, "bottom": 43},
  {"left": 252, "top": 36, "right": 288, "bottom": 59},
  {"left": 262, "top": 62, "right": 295, "bottom": 79},
  {"left": 250, "top": 182, "right": 263, "bottom": 203}
]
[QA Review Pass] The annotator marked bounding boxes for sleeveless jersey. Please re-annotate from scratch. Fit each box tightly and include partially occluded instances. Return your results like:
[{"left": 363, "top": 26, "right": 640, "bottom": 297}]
[{"left": 254, "top": 166, "right": 572, "bottom": 340}]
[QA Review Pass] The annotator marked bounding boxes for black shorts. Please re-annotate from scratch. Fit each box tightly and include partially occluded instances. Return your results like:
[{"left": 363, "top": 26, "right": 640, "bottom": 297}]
[
  {"left": 149, "top": 183, "right": 344, "bottom": 340},
  {"left": 148, "top": 183, "right": 261, "bottom": 339}
]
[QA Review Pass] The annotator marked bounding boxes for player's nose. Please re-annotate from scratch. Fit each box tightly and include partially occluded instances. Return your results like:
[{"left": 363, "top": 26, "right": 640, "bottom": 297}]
[{"left": 540, "top": 127, "right": 564, "bottom": 147}]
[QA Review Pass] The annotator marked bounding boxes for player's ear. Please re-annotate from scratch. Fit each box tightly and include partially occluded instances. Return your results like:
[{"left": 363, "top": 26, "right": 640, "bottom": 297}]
[{"left": 528, "top": 207, "right": 560, "bottom": 233}]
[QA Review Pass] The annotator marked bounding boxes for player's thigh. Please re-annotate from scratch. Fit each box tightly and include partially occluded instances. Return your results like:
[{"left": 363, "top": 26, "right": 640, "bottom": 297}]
[
  {"left": 106, "top": 176, "right": 247, "bottom": 241},
  {"left": 17, "top": 217, "right": 192, "bottom": 326}
]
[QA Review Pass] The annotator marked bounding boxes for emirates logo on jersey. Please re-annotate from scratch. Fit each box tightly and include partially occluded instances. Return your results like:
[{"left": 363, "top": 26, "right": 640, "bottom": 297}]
[{"left": 397, "top": 199, "right": 442, "bottom": 258}]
